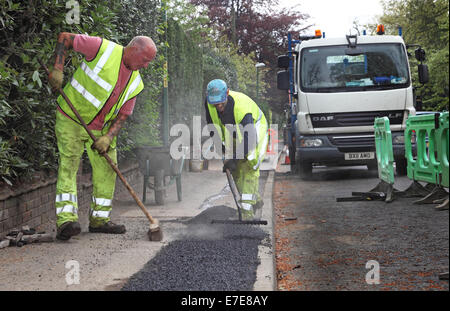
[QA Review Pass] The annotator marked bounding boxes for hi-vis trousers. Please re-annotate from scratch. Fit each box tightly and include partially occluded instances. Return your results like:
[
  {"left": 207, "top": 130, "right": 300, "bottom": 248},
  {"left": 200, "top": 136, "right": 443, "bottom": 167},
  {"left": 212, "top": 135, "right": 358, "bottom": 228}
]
[
  {"left": 232, "top": 159, "right": 262, "bottom": 213},
  {"left": 54, "top": 111, "right": 117, "bottom": 228}
]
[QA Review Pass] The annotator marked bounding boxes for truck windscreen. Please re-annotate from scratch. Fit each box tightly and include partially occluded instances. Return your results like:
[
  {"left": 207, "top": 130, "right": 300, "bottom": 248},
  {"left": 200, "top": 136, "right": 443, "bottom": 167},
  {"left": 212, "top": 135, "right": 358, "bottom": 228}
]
[{"left": 300, "top": 43, "right": 410, "bottom": 92}]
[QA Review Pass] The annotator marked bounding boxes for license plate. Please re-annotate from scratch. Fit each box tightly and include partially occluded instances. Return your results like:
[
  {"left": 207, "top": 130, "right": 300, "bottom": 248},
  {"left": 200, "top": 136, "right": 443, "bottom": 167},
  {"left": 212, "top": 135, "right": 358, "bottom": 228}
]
[{"left": 344, "top": 152, "right": 375, "bottom": 160}]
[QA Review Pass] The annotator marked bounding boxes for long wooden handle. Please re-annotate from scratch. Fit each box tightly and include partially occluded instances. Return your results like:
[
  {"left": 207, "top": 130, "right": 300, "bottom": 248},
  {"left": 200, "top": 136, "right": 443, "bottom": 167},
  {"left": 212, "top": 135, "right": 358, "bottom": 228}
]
[{"left": 39, "top": 60, "right": 156, "bottom": 224}]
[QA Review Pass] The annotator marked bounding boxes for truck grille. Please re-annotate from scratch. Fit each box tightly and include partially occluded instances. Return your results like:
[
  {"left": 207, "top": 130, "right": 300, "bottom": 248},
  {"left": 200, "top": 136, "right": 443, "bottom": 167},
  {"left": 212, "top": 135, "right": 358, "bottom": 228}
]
[
  {"left": 311, "top": 110, "right": 404, "bottom": 128},
  {"left": 328, "top": 134, "right": 375, "bottom": 152}
]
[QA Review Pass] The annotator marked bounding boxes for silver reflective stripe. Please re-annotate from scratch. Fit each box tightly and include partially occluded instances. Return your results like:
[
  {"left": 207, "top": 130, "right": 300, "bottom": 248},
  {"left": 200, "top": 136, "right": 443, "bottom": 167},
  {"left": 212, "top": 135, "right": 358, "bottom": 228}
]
[
  {"left": 56, "top": 193, "right": 77, "bottom": 203},
  {"left": 71, "top": 78, "right": 102, "bottom": 108},
  {"left": 91, "top": 210, "right": 111, "bottom": 218},
  {"left": 253, "top": 131, "right": 269, "bottom": 170},
  {"left": 256, "top": 108, "right": 263, "bottom": 123},
  {"left": 71, "top": 41, "right": 116, "bottom": 107},
  {"left": 247, "top": 108, "right": 263, "bottom": 161},
  {"left": 122, "top": 74, "right": 142, "bottom": 104},
  {"left": 94, "top": 41, "right": 116, "bottom": 74},
  {"left": 254, "top": 108, "right": 264, "bottom": 143},
  {"left": 253, "top": 159, "right": 261, "bottom": 170},
  {"left": 114, "top": 74, "right": 142, "bottom": 116},
  {"left": 241, "top": 203, "right": 253, "bottom": 211},
  {"left": 242, "top": 193, "right": 255, "bottom": 201},
  {"left": 80, "top": 62, "right": 112, "bottom": 92},
  {"left": 92, "top": 197, "right": 112, "bottom": 207},
  {"left": 56, "top": 205, "right": 78, "bottom": 215}
]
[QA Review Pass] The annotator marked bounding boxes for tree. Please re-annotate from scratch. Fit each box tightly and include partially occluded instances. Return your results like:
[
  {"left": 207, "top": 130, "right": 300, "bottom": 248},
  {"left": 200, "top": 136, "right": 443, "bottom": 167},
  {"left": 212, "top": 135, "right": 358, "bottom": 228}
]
[
  {"left": 166, "top": 0, "right": 214, "bottom": 45},
  {"left": 379, "top": 0, "right": 449, "bottom": 111},
  {"left": 191, "top": 0, "right": 309, "bottom": 58}
]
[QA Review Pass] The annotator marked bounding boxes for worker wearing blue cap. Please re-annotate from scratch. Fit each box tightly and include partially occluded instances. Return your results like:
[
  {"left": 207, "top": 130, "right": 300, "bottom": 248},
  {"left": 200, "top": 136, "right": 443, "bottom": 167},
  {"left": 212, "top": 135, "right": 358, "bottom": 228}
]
[{"left": 205, "top": 79, "right": 268, "bottom": 220}]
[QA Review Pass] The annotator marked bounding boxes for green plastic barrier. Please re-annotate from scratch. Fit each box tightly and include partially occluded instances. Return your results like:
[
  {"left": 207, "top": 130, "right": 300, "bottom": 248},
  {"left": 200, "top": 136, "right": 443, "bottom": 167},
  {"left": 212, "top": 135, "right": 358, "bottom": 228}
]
[
  {"left": 436, "top": 112, "right": 449, "bottom": 187},
  {"left": 374, "top": 117, "right": 395, "bottom": 185},
  {"left": 405, "top": 113, "right": 441, "bottom": 185}
]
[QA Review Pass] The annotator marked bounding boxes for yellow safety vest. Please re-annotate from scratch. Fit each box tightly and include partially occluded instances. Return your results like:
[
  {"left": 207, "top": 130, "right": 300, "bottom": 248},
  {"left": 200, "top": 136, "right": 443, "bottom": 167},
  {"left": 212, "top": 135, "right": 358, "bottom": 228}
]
[
  {"left": 207, "top": 90, "right": 268, "bottom": 170},
  {"left": 57, "top": 38, "right": 144, "bottom": 126}
]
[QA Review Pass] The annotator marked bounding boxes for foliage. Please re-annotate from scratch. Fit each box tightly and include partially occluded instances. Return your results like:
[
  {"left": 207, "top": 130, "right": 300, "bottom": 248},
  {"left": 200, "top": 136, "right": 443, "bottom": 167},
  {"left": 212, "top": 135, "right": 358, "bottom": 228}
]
[
  {"left": 165, "top": 19, "right": 204, "bottom": 132},
  {"left": 115, "top": 0, "right": 165, "bottom": 155},
  {"left": 166, "top": 0, "right": 214, "bottom": 45},
  {"left": 379, "top": 0, "right": 449, "bottom": 111},
  {"left": 0, "top": 0, "right": 121, "bottom": 185}
]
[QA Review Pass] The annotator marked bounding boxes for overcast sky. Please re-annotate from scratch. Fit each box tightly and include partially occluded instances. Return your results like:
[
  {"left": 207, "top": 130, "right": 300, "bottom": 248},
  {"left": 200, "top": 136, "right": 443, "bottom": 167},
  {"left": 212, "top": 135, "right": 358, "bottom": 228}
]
[{"left": 278, "top": 0, "right": 384, "bottom": 38}]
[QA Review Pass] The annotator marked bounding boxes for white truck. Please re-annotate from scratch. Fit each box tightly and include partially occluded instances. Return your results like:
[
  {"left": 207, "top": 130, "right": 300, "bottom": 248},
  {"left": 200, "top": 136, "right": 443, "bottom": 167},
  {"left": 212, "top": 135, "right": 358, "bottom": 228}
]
[{"left": 277, "top": 27, "right": 429, "bottom": 179}]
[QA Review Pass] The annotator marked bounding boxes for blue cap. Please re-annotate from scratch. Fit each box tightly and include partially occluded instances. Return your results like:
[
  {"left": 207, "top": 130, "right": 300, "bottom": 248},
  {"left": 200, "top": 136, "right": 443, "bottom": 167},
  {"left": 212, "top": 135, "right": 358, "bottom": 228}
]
[{"left": 206, "top": 79, "right": 228, "bottom": 105}]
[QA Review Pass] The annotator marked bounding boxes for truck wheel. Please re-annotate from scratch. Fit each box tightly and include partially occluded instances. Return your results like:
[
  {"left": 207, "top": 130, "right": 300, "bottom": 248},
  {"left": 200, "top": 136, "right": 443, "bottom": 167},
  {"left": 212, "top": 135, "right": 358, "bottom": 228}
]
[
  {"left": 395, "top": 158, "right": 407, "bottom": 176},
  {"left": 298, "top": 161, "right": 312, "bottom": 180}
]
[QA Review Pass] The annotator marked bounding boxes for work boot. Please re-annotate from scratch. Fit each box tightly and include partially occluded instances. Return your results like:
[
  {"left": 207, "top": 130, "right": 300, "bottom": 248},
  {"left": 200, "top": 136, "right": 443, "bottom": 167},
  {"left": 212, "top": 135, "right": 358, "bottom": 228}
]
[
  {"left": 56, "top": 221, "right": 81, "bottom": 241},
  {"left": 89, "top": 221, "right": 126, "bottom": 234}
]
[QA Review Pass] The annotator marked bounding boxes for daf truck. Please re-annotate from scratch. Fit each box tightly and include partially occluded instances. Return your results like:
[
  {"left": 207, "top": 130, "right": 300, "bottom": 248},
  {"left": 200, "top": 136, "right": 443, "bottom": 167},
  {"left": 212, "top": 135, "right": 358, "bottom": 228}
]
[{"left": 277, "top": 27, "right": 429, "bottom": 179}]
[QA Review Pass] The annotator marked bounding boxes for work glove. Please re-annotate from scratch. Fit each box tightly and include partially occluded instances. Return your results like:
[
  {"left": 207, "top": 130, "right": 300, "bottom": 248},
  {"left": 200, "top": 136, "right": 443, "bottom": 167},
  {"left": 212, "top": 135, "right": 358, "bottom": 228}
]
[
  {"left": 92, "top": 135, "right": 112, "bottom": 154},
  {"left": 223, "top": 159, "right": 238, "bottom": 173},
  {"left": 49, "top": 68, "right": 63, "bottom": 90}
]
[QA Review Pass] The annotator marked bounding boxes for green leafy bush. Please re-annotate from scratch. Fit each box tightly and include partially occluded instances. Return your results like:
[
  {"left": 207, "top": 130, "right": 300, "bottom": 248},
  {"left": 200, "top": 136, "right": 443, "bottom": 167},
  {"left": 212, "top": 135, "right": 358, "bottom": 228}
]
[{"left": 0, "top": 0, "right": 135, "bottom": 184}]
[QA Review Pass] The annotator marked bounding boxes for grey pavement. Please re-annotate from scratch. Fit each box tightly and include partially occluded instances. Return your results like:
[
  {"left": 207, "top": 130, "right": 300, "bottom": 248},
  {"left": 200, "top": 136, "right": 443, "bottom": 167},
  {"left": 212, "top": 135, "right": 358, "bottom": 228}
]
[{"left": 0, "top": 153, "right": 279, "bottom": 291}]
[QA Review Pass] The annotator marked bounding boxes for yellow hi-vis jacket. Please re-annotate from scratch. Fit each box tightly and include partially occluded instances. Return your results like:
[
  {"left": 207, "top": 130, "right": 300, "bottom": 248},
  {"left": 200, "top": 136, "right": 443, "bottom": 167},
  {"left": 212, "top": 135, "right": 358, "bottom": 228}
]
[
  {"left": 57, "top": 39, "right": 144, "bottom": 126},
  {"left": 207, "top": 90, "right": 268, "bottom": 170}
]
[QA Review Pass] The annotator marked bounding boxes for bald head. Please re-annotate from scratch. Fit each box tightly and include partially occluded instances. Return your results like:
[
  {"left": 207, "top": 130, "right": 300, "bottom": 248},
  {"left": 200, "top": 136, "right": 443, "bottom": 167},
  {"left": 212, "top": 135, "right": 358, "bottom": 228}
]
[
  {"left": 123, "top": 36, "right": 157, "bottom": 71},
  {"left": 128, "top": 36, "right": 153, "bottom": 49}
]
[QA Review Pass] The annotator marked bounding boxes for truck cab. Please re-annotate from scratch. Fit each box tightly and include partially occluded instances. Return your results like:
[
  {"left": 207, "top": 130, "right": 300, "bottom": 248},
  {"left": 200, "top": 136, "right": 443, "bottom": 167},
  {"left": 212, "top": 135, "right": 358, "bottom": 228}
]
[{"left": 278, "top": 29, "right": 427, "bottom": 179}]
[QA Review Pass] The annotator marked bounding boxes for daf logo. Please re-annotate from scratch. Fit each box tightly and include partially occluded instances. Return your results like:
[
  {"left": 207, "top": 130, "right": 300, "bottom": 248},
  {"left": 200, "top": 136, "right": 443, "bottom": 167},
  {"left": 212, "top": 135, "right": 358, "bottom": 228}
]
[
  {"left": 388, "top": 112, "right": 402, "bottom": 119},
  {"left": 312, "top": 116, "right": 334, "bottom": 122}
]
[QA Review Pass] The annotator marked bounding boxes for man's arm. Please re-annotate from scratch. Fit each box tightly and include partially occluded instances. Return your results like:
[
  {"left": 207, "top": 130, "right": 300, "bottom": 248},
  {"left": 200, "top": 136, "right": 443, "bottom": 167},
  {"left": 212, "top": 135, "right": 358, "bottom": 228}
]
[
  {"left": 237, "top": 113, "right": 256, "bottom": 159},
  {"left": 106, "top": 113, "right": 128, "bottom": 140},
  {"left": 54, "top": 32, "right": 76, "bottom": 70},
  {"left": 92, "top": 113, "right": 128, "bottom": 154},
  {"left": 49, "top": 32, "right": 76, "bottom": 89}
]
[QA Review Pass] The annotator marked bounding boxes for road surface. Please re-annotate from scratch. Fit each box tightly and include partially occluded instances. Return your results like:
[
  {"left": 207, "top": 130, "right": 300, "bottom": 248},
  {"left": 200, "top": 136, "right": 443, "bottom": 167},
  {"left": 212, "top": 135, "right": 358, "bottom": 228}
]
[{"left": 274, "top": 163, "right": 449, "bottom": 291}]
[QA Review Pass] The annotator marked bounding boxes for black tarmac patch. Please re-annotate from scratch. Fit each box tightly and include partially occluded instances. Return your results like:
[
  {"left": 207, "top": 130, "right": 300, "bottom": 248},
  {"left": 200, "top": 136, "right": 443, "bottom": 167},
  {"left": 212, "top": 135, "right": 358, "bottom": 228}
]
[{"left": 121, "top": 205, "right": 268, "bottom": 291}]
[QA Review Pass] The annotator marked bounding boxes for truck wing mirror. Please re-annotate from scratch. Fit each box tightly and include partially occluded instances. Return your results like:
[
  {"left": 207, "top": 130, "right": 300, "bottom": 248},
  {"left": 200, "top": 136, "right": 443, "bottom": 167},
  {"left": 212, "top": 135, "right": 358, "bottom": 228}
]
[
  {"left": 415, "top": 48, "right": 426, "bottom": 62},
  {"left": 345, "top": 34, "right": 363, "bottom": 56},
  {"left": 278, "top": 55, "right": 290, "bottom": 69},
  {"left": 418, "top": 64, "right": 429, "bottom": 84},
  {"left": 277, "top": 70, "right": 290, "bottom": 90}
]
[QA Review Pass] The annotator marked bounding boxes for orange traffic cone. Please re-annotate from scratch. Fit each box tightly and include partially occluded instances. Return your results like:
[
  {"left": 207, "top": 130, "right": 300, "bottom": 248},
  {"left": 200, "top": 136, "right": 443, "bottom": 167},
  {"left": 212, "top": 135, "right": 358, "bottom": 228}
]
[{"left": 283, "top": 149, "right": 290, "bottom": 165}]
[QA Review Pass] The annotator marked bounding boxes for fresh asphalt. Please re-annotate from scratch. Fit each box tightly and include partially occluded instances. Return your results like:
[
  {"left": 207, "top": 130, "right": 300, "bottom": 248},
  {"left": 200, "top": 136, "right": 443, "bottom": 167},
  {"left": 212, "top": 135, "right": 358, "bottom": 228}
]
[
  {"left": 122, "top": 206, "right": 269, "bottom": 290},
  {"left": 122, "top": 172, "right": 270, "bottom": 291}
]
